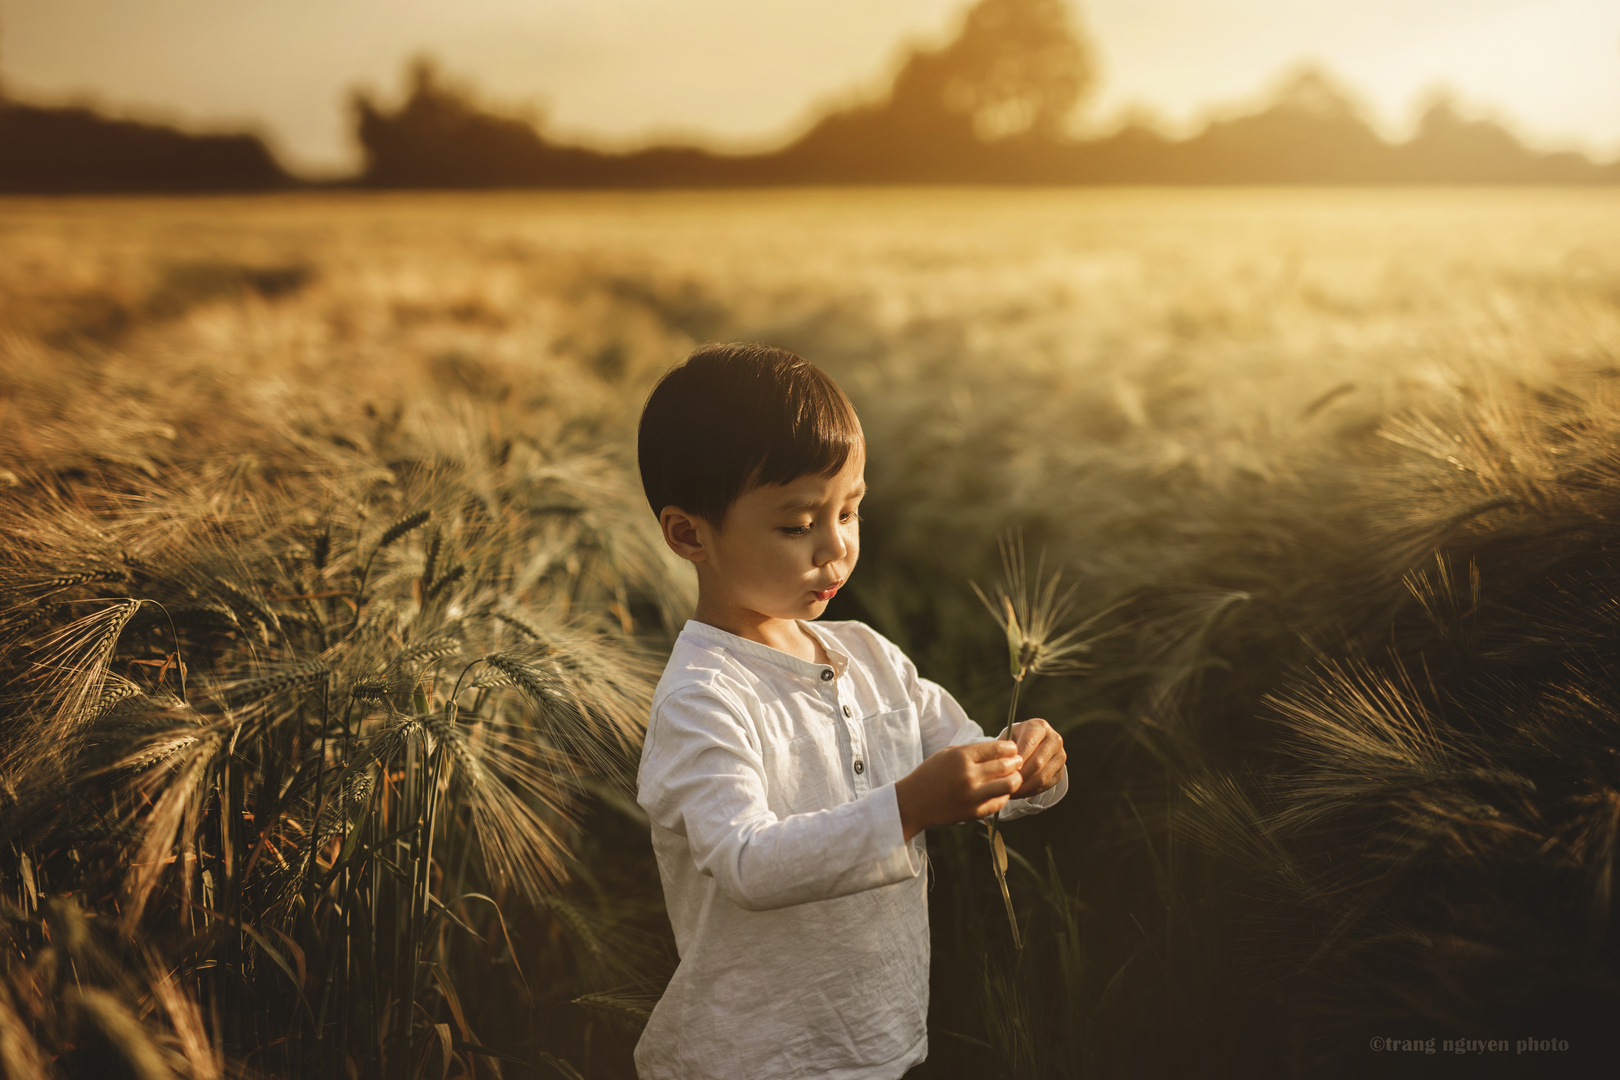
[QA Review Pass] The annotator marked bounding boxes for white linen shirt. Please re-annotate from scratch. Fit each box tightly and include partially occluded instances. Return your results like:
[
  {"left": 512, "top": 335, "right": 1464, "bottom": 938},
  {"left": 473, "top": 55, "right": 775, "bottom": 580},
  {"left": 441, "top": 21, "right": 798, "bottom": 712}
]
[{"left": 634, "top": 618, "right": 1068, "bottom": 1080}]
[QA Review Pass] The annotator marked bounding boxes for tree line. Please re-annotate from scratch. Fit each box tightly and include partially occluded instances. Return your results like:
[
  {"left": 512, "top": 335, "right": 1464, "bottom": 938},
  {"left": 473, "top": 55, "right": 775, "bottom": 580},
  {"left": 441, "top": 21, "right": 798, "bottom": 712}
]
[{"left": 3, "top": 0, "right": 1615, "bottom": 193}]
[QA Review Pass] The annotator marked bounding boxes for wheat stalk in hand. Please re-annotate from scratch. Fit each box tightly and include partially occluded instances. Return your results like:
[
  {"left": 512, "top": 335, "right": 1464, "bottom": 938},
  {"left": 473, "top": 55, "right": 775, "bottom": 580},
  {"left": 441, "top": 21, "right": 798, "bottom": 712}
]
[{"left": 971, "top": 533, "right": 1113, "bottom": 949}]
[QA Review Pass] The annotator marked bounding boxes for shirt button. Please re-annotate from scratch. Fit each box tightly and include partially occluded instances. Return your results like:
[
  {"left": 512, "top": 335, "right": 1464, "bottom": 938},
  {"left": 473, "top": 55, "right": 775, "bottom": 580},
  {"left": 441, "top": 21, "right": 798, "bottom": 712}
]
[
  {"left": 842, "top": 705, "right": 852, "bottom": 718},
  {"left": 820, "top": 669, "right": 834, "bottom": 682},
  {"left": 853, "top": 759, "right": 865, "bottom": 774}
]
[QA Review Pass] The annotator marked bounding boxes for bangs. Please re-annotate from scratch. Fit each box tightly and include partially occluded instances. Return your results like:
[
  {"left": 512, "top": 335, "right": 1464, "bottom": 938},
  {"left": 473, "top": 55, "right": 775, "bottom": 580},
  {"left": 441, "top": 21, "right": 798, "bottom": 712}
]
[
  {"left": 637, "top": 343, "right": 864, "bottom": 525},
  {"left": 748, "top": 362, "right": 863, "bottom": 490}
]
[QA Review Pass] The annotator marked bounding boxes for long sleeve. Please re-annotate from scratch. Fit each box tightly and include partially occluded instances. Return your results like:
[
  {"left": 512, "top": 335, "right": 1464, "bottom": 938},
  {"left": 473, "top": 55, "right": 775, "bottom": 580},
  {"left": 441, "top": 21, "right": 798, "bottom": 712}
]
[
  {"left": 892, "top": 644, "right": 1069, "bottom": 822},
  {"left": 638, "top": 683, "right": 923, "bottom": 912},
  {"left": 635, "top": 619, "right": 1050, "bottom": 1080}
]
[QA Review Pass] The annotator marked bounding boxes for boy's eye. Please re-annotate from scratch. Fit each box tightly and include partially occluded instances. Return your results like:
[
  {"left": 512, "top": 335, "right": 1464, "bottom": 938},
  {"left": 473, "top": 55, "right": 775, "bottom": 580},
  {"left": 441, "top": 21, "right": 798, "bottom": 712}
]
[{"left": 780, "top": 525, "right": 811, "bottom": 537}]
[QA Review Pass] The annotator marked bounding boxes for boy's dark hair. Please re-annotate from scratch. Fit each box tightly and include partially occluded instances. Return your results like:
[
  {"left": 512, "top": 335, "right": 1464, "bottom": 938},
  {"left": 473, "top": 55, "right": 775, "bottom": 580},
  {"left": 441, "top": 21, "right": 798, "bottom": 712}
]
[{"left": 638, "top": 343, "right": 862, "bottom": 525}]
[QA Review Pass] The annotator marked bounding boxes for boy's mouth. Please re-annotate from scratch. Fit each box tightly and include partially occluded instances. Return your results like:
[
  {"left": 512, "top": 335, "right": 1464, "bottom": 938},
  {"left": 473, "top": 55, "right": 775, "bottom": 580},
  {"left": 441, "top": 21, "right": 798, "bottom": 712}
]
[{"left": 814, "top": 582, "right": 842, "bottom": 602}]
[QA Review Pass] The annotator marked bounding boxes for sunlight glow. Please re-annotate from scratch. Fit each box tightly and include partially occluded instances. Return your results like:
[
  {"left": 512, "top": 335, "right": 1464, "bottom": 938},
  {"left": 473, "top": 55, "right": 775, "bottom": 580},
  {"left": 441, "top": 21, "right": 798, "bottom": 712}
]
[{"left": 3, "top": 0, "right": 1617, "bottom": 174}]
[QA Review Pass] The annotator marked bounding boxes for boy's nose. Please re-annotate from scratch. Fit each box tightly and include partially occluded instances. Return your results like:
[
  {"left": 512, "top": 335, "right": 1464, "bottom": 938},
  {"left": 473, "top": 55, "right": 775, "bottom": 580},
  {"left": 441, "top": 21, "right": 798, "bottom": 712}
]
[{"left": 814, "top": 523, "right": 848, "bottom": 566}]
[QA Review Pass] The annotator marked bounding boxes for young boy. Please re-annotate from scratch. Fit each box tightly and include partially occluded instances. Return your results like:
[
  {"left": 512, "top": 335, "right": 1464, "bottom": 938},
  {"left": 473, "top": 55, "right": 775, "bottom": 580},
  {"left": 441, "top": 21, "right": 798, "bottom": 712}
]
[{"left": 634, "top": 343, "right": 1068, "bottom": 1079}]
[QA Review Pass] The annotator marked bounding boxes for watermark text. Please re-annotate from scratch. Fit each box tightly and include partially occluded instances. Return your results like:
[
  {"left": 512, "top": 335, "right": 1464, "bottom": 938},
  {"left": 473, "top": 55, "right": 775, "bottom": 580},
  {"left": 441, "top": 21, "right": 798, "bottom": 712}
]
[{"left": 1368, "top": 1036, "right": 1570, "bottom": 1055}]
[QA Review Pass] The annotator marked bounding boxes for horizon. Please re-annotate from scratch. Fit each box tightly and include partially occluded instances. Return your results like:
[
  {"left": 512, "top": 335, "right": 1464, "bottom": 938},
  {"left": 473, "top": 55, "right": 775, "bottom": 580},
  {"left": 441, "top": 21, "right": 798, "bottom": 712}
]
[{"left": 4, "top": 0, "right": 1619, "bottom": 178}]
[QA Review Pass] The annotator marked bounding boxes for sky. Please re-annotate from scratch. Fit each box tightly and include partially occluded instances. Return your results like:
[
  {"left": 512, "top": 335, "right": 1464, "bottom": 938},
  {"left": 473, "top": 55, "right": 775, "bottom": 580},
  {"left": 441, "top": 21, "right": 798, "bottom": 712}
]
[{"left": 4, "top": 0, "right": 1618, "bottom": 177}]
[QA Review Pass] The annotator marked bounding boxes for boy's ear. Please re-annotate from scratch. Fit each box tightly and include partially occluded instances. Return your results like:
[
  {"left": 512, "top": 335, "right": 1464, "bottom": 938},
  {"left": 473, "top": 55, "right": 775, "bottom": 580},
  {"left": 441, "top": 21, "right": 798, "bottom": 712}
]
[{"left": 658, "top": 506, "right": 708, "bottom": 563}]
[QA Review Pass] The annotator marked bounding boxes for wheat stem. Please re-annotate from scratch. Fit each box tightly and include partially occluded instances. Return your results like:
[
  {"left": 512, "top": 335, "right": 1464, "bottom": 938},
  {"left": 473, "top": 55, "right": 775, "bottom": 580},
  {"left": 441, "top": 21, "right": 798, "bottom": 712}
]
[{"left": 989, "top": 676, "right": 1023, "bottom": 950}]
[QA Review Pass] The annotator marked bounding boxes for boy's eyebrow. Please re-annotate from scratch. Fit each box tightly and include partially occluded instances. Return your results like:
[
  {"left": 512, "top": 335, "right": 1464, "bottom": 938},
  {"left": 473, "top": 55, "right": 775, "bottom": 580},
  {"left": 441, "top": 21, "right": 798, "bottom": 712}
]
[{"left": 773, "top": 483, "right": 867, "bottom": 514}]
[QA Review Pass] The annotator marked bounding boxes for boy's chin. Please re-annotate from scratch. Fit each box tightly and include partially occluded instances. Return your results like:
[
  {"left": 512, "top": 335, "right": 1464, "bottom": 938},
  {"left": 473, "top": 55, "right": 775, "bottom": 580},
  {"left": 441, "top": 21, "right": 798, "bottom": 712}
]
[{"left": 791, "top": 597, "right": 829, "bottom": 620}]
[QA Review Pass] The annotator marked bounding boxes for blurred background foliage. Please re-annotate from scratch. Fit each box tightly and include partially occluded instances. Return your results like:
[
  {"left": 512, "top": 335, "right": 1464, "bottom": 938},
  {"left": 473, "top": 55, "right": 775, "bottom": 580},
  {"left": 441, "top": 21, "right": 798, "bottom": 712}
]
[{"left": 3, "top": 0, "right": 1615, "bottom": 193}]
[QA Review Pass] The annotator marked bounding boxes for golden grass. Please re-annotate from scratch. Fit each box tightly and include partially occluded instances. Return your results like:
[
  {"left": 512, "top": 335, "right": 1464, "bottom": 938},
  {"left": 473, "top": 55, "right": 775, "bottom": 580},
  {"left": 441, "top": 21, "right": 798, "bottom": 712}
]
[{"left": 5, "top": 187, "right": 1620, "bottom": 1078}]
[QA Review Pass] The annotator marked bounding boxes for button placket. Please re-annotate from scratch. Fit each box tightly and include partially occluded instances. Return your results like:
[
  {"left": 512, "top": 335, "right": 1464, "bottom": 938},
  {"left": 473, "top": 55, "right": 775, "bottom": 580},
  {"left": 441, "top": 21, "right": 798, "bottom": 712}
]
[
  {"left": 845, "top": 702, "right": 869, "bottom": 792},
  {"left": 826, "top": 676, "right": 869, "bottom": 793}
]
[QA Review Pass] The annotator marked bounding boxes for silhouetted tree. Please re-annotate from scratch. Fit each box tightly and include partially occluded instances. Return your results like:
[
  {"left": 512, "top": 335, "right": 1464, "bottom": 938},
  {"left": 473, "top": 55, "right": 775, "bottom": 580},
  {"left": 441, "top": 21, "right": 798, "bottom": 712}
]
[
  {"left": 0, "top": 101, "right": 291, "bottom": 193},
  {"left": 0, "top": 7, "right": 290, "bottom": 196},
  {"left": 1070, "top": 67, "right": 1619, "bottom": 185},
  {"left": 354, "top": 58, "right": 549, "bottom": 187},
  {"left": 908, "top": 0, "right": 1094, "bottom": 141},
  {"left": 347, "top": 2, "right": 1616, "bottom": 189},
  {"left": 352, "top": 57, "right": 739, "bottom": 188},
  {"left": 1185, "top": 67, "right": 1392, "bottom": 182},
  {"left": 774, "top": 0, "right": 1095, "bottom": 180},
  {"left": 5, "top": 0, "right": 1618, "bottom": 193},
  {"left": 1395, "top": 92, "right": 1603, "bottom": 182}
]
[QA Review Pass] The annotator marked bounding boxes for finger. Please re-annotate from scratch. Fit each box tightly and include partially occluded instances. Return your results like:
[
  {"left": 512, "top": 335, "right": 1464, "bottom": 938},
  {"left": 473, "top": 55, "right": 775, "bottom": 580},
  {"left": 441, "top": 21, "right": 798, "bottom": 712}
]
[
  {"left": 1014, "top": 720, "right": 1043, "bottom": 756},
  {"left": 977, "top": 772, "right": 1022, "bottom": 799},
  {"left": 972, "top": 794, "right": 1012, "bottom": 819},
  {"left": 967, "top": 739, "right": 1020, "bottom": 762},
  {"left": 1035, "top": 753, "right": 1066, "bottom": 791},
  {"left": 1026, "top": 727, "right": 1060, "bottom": 770},
  {"left": 1014, "top": 748, "right": 1062, "bottom": 795},
  {"left": 973, "top": 753, "right": 1022, "bottom": 781},
  {"left": 1019, "top": 741, "right": 1057, "bottom": 784}
]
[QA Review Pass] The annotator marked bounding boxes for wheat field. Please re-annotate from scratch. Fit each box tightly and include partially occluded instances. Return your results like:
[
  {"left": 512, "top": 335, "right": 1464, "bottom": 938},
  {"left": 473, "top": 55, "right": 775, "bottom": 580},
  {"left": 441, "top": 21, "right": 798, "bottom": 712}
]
[{"left": 4, "top": 188, "right": 1620, "bottom": 1079}]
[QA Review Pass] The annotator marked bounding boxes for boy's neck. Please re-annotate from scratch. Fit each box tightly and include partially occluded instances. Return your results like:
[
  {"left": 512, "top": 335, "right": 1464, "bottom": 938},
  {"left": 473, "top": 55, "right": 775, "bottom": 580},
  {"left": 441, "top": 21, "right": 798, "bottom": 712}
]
[{"left": 693, "top": 601, "right": 829, "bottom": 666}]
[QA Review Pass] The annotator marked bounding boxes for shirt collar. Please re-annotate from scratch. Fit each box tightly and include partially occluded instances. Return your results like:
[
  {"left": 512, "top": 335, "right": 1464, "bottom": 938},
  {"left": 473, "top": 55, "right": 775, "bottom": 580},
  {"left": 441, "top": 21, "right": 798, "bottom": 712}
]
[{"left": 682, "top": 618, "right": 850, "bottom": 681}]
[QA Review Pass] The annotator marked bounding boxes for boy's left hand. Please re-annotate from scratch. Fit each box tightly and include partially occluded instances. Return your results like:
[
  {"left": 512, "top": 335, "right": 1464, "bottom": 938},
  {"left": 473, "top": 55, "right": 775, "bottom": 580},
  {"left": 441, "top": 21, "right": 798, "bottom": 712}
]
[{"left": 1008, "top": 718, "right": 1066, "bottom": 798}]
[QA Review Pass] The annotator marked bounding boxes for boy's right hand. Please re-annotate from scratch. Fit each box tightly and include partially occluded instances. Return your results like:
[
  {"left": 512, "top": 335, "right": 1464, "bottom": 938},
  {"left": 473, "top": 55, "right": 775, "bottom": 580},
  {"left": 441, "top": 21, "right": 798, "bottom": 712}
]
[{"left": 894, "top": 741, "right": 1023, "bottom": 842}]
